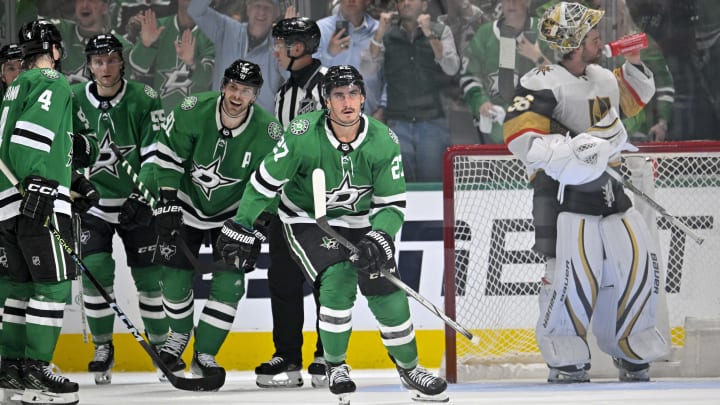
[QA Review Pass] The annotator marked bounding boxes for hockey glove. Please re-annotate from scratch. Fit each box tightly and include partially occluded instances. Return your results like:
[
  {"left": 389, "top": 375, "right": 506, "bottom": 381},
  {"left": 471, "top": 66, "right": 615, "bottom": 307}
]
[
  {"left": 354, "top": 230, "right": 396, "bottom": 277},
  {"left": 118, "top": 191, "right": 153, "bottom": 231},
  {"left": 153, "top": 189, "right": 183, "bottom": 238},
  {"left": 72, "top": 133, "right": 94, "bottom": 170},
  {"left": 216, "top": 219, "right": 261, "bottom": 271},
  {"left": 20, "top": 175, "right": 59, "bottom": 223},
  {"left": 70, "top": 172, "right": 100, "bottom": 214}
]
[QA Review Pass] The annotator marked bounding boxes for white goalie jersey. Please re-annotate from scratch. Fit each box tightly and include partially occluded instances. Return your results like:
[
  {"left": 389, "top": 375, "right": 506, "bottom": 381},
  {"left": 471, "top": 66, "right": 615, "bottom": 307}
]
[{"left": 503, "top": 61, "right": 655, "bottom": 168}]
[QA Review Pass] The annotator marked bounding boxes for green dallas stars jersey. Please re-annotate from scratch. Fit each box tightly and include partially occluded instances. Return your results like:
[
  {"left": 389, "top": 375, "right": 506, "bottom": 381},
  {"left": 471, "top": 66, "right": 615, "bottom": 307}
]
[
  {"left": 234, "top": 110, "right": 407, "bottom": 238},
  {"left": 0, "top": 68, "right": 74, "bottom": 221},
  {"left": 71, "top": 79, "right": 165, "bottom": 224},
  {"left": 128, "top": 16, "right": 215, "bottom": 113},
  {"left": 150, "top": 92, "right": 283, "bottom": 229}
]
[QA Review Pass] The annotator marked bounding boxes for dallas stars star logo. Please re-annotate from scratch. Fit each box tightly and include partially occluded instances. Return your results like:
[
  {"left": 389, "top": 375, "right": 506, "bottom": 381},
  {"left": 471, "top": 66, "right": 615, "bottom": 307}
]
[
  {"left": 159, "top": 65, "right": 193, "bottom": 98},
  {"left": 320, "top": 236, "right": 339, "bottom": 250},
  {"left": 326, "top": 173, "right": 372, "bottom": 212},
  {"left": 191, "top": 157, "right": 241, "bottom": 200},
  {"left": 65, "top": 64, "right": 88, "bottom": 84},
  {"left": 90, "top": 132, "right": 135, "bottom": 178}
]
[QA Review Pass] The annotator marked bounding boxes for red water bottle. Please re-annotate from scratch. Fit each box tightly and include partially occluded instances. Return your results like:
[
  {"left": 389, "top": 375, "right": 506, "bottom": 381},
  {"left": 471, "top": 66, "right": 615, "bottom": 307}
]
[{"left": 603, "top": 33, "right": 649, "bottom": 57}]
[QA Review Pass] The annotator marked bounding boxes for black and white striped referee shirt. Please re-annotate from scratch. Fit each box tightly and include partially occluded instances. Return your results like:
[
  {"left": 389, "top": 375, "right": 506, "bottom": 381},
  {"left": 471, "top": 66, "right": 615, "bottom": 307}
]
[{"left": 274, "top": 59, "right": 327, "bottom": 128}]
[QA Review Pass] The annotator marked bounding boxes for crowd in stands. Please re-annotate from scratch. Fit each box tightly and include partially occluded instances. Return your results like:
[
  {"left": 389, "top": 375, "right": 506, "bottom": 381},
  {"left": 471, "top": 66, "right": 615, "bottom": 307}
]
[{"left": 6, "top": 0, "right": 720, "bottom": 182}]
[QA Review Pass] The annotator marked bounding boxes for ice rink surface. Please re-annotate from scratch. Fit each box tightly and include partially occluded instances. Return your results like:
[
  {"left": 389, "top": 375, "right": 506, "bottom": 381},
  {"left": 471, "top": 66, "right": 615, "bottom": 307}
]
[{"left": 29, "top": 369, "right": 720, "bottom": 405}]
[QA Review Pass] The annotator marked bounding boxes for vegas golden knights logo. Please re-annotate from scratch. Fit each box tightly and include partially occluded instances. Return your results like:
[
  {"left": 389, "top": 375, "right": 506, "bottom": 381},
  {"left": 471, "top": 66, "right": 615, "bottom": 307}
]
[{"left": 588, "top": 96, "right": 612, "bottom": 126}]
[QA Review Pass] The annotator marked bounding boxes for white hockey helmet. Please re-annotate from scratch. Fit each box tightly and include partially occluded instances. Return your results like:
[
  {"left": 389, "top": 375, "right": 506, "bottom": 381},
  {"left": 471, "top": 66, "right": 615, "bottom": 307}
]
[{"left": 539, "top": 2, "right": 604, "bottom": 53}]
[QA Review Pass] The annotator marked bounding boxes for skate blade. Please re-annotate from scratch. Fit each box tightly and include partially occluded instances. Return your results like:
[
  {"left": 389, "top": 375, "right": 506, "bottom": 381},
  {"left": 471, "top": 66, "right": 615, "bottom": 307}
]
[
  {"left": 337, "top": 393, "right": 352, "bottom": 405},
  {"left": 21, "top": 390, "right": 78, "bottom": 405},
  {"left": 255, "top": 371, "right": 303, "bottom": 388},
  {"left": 93, "top": 370, "right": 112, "bottom": 385},
  {"left": 408, "top": 389, "right": 450, "bottom": 403},
  {"left": 2, "top": 388, "right": 23, "bottom": 404},
  {"left": 310, "top": 374, "right": 328, "bottom": 388}
]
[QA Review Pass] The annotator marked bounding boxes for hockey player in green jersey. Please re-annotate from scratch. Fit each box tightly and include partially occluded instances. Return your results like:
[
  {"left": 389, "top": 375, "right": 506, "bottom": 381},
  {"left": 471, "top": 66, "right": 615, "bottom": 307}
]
[
  {"left": 148, "top": 59, "right": 283, "bottom": 383},
  {"left": 0, "top": 19, "right": 80, "bottom": 405},
  {"left": 70, "top": 33, "right": 171, "bottom": 385},
  {"left": 216, "top": 65, "right": 449, "bottom": 403}
]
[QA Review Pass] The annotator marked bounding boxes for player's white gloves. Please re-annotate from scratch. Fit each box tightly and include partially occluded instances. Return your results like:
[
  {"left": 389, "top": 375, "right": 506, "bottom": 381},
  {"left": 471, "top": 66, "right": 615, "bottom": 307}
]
[
  {"left": 21, "top": 175, "right": 59, "bottom": 223},
  {"left": 216, "top": 219, "right": 261, "bottom": 272},
  {"left": 526, "top": 132, "right": 612, "bottom": 185},
  {"left": 355, "top": 230, "right": 397, "bottom": 277}
]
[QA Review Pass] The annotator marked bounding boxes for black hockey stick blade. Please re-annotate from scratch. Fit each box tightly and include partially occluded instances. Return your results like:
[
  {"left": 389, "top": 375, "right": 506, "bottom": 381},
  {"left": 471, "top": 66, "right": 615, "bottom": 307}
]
[
  {"left": 0, "top": 159, "right": 226, "bottom": 391},
  {"left": 311, "top": 168, "right": 480, "bottom": 345}
]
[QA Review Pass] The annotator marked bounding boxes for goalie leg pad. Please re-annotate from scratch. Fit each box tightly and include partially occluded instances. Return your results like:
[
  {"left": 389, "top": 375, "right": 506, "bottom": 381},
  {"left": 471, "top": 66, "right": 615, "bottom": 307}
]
[
  {"left": 536, "top": 212, "right": 603, "bottom": 367},
  {"left": 593, "top": 208, "right": 669, "bottom": 362}
]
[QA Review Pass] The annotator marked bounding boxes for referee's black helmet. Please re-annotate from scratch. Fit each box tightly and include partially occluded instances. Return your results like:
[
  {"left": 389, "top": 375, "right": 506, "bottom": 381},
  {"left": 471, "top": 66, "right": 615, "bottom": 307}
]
[{"left": 272, "top": 17, "right": 321, "bottom": 55}]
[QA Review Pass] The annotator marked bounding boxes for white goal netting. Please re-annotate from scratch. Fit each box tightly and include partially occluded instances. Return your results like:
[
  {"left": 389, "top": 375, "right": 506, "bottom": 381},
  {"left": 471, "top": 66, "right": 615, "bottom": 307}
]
[{"left": 442, "top": 142, "right": 720, "bottom": 382}]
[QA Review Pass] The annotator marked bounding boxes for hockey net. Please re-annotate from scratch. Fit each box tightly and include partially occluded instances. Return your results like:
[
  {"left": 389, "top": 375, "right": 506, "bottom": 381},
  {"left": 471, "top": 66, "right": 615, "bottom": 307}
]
[{"left": 442, "top": 142, "right": 720, "bottom": 382}]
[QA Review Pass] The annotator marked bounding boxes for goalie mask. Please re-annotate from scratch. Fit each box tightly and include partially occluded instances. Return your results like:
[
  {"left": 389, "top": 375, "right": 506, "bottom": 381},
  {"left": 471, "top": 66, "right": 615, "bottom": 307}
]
[
  {"left": 272, "top": 17, "right": 321, "bottom": 56},
  {"left": 322, "top": 65, "right": 365, "bottom": 99},
  {"left": 539, "top": 1, "right": 604, "bottom": 54},
  {"left": 18, "top": 19, "right": 64, "bottom": 62}
]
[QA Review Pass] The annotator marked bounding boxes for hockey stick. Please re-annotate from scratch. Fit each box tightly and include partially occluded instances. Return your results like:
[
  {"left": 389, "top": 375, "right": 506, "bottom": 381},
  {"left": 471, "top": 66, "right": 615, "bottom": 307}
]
[
  {"left": 72, "top": 212, "right": 89, "bottom": 343},
  {"left": 311, "top": 168, "right": 480, "bottom": 345},
  {"left": 0, "top": 159, "right": 225, "bottom": 391},
  {"left": 606, "top": 167, "right": 704, "bottom": 245},
  {"left": 108, "top": 143, "right": 234, "bottom": 273}
]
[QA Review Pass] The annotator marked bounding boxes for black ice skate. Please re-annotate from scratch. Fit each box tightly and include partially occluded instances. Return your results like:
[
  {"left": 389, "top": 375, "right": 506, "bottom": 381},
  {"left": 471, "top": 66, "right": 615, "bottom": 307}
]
[
  {"left": 397, "top": 365, "right": 449, "bottom": 403},
  {"left": 327, "top": 362, "right": 355, "bottom": 405},
  {"left": 190, "top": 351, "right": 226, "bottom": 381},
  {"left": 614, "top": 358, "right": 650, "bottom": 382},
  {"left": 308, "top": 356, "right": 328, "bottom": 388},
  {"left": 547, "top": 364, "right": 591, "bottom": 384},
  {"left": 88, "top": 343, "right": 114, "bottom": 385},
  {"left": 22, "top": 359, "right": 79, "bottom": 405},
  {"left": 0, "top": 357, "right": 24, "bottom": 403},
  {"left": 158, "top": 331, "right": 190, "bottom": 378},
  {"left": 254, "top": 356, "right": 303, "bottom": 388}
]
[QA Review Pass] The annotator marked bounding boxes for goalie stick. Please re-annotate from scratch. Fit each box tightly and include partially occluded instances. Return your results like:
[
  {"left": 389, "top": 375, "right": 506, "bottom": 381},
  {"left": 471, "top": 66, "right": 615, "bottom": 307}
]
[
  {"left": 108, "top": 143, "right": 235, "bottom": 273},
  {"left": 311, "top": 168, "right": 480, "bottom": 345},
  {"left": 605, "top": 167, "right": 704, "bottom": 245},
  {"left": 0, "top": 158, "right": 225, "bottom": 392}
]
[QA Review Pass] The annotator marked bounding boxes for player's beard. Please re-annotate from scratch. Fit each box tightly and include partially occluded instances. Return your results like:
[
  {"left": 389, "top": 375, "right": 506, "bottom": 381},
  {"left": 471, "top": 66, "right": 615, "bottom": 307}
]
[
  {"left": 221, "top": 96, "right": 249, "bottom": 119},
  {"left": 328, "top": 107, "right": 360, "bottom": 127}
]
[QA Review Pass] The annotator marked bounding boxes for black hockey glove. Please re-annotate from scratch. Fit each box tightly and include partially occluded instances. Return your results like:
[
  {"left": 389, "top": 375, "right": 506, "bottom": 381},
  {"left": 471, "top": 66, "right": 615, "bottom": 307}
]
[
  {"left": 216, "top": 219, "right": 261, "bottom": 271},
  {"left": 354, "top": 230, "right": 396, "bottom": 277},
  {"left": 118, "top": 191, "right": 152, "bottom": 231},
  {"left": 70, "top": 172, "right": 99, "bottom": 214},
  {"left": 20, "top": 175, "right": 59, "bottom": 223},
  {"left": 153, "top": 189, "right": 183, "bottom": 238},
  {"left": 72, "top": 133, "right": 94, "bottom": 170}
]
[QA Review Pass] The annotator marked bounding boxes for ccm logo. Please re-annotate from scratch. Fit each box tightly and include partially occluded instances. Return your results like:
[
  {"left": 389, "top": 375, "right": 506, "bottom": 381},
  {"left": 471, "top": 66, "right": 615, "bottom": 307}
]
[{"left": 27, "top": 184, "right": 58, "bottom": 196}]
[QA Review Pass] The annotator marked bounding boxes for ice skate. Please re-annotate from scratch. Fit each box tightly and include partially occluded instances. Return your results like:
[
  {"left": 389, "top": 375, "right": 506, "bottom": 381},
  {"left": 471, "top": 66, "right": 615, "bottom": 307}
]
[
  {"left": 254, "top": 356, "right": 303, "bottom": 388},
  {"left": 614, "top": 358, "right": 650, "bottom": 382},
  {"left": 88, "top": 343, "right": 114, "bottom": 385},
  {"left": 190, "top": 351, "right": 226, "bottom": 379},
  {"left": 327, "top": 362, "right": 355, "bottom": 405},
  {"left": 397, "top": 365, "right": 448, "bottom": 402},
  {"left": 157, "top": 331, "right": 190, "bottom": 379},
  {"left": 22, "top": 360, "right": 79, "bottom": 405},
  {"left": 547, "top": 364, "right": 590, "bottom": 384},
  {"left": 308, "top": 356, "right": 328, "bottom": 388},
  {"left": 0, "top": 358, "right": 24, "bottom": 404}
]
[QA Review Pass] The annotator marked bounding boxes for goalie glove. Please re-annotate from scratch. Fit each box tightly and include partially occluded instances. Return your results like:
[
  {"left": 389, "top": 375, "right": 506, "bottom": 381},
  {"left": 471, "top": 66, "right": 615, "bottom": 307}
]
[
  {"left": 20, "top": 175, "right": 59, "bottom": 223},
  {"left": 355, "top": 230, "right": 396, "bottom": 277},
  {"left": 216, "top": 219, "right": 262, "bottom": 271},
  {"left": 70, "top": 172, "right": 99, "bottom": 214},
  {"left": 526, "top": 133, "right": 611, "bottom": 186}
]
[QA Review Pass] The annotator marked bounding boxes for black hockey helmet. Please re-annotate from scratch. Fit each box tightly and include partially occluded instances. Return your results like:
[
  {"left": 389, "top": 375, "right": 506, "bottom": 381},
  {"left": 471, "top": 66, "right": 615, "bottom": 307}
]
[
  {"left": 0, "top": 44, "right": 23, "bottom": 64},
  {"left": 322, "top": 65, "right": 365, "bottom": 98},
  {"left": 223, "top": 59, "right": 264, "bottom": 89},
  {"left": 272, "top": 17, "right": 321, "bottom": 55},
  {"left": 18, "top": 19, "right": 64, "bottom": 60},
  {"left": 85, "top": 33, "right": 124, "bottom": 58}
]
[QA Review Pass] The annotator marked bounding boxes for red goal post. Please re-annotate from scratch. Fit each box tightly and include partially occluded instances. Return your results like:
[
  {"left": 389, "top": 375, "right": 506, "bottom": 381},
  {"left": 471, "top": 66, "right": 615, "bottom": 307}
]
[{"left": 442, "top": 141, "right": 720, "bottom": 383}]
